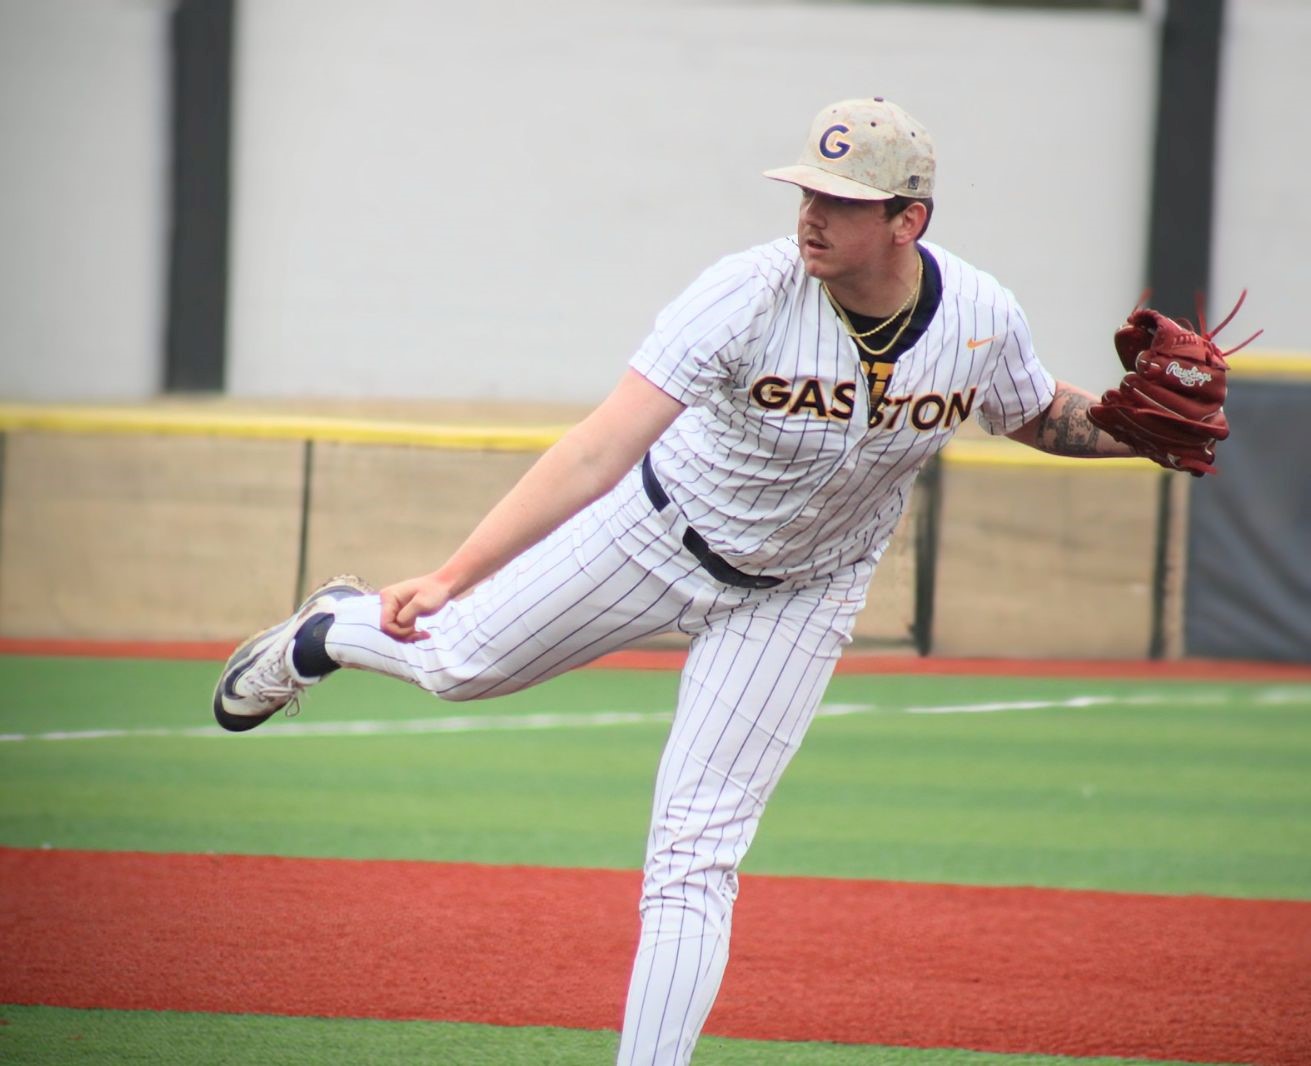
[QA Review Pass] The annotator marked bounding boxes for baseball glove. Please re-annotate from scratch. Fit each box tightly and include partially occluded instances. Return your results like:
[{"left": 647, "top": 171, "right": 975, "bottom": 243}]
[{"left": 1089, "top": 292, "right": 1260, "bottom": 476}]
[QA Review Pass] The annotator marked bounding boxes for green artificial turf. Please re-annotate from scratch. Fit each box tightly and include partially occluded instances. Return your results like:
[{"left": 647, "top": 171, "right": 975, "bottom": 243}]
[
  {"left": 2, "top": 656, "right": 1302, "bottom": 1066},
  {"left": 0, "top": 1005, "right": 1244, "bottom": 1066},
  {"left": 1, "top": 657, "right": 1309, "bottom": 897}
]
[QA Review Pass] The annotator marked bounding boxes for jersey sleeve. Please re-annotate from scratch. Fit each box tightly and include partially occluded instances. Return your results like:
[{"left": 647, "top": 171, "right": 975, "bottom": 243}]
[
  {"left": 629, "top": 253, "right": 769, "bottom": 406},
  {"left": 974, "top": 298, "right": 1056, "bottom": 436}
]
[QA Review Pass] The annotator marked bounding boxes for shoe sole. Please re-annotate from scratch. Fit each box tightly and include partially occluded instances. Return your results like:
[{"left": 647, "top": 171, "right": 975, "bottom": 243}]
[{"left": 212, "top": 575, "right": 374, "bottom": 732}]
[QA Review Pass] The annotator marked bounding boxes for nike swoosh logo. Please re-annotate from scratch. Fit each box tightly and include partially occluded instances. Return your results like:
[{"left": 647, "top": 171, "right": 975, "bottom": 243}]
[
  {"left": 222, "top": 647, "right": 261, "bottom": 699},
  {"left": 220, "top": 626, "right": 275, "bottom": 699},
  {"left": 967, "top": 335, "right": 999, "bottom": 349}
]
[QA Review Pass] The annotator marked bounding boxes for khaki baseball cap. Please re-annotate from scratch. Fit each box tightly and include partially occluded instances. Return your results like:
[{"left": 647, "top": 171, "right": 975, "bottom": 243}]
[{"left": 764, "top": 97, "right": 935, "bottom": 201}]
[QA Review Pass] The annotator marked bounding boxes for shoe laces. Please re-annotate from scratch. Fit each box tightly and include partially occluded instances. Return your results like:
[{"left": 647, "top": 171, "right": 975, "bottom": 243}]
[{"left": 245, "top": 641, "right": 309, "bottom": 716}]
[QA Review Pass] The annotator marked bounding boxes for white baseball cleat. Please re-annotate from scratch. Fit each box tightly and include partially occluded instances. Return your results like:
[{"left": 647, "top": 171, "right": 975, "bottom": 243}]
[{"left": 212, "top": 574, "right": 374, "bottom": 732}]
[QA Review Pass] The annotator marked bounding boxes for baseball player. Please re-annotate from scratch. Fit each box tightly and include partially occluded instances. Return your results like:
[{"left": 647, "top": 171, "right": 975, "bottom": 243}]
[{"left": 214, "top": 98, "right": 1137, "bottom": 1064}]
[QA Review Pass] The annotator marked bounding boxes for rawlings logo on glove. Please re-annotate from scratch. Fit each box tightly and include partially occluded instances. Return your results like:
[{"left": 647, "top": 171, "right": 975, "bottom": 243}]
[
  {"left": 1088, "top": 292, "right": 1261, "bottom": 477},
  {"left": 1165, "top": 361, "right": 1213, "bottom": 388}
]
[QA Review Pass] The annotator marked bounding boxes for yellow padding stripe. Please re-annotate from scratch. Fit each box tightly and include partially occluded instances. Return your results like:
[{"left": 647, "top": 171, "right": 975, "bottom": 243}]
[
  {"left": 1227, "top": 351, "right": 1311, "bottom": 379},
  {"left": 0, "top": 403, "right": 1167, "bottom": 472},
  {"left": 939, "top": 440, "right": 1155, "bottom": 472},
  {"left": 0, "top": 405, "right": 569, "bottom": 453}
]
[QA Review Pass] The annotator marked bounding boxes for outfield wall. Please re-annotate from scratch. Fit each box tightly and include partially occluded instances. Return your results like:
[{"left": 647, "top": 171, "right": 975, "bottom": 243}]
[
  {"left": 2, "top": 1, "right": 1306, "bottom": 661},
  {"left": 0, "top": 403, "right": 1171, "bottom": 659},
  {"left": 226, "top": 0, "right": 1155, "bottom": 403},
  {"left": 1, "top": 1, "right": 1307, "bottom": 403}
]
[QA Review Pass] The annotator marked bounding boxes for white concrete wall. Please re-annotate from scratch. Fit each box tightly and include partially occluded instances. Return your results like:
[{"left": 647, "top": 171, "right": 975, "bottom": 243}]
[
  {"left": 0, "top": 0, "right": 168, "bottom": 401},
  {"left": 228, "top": 0, "right": 1156, "bottom": 402},
  {"left": 1211, "top": 0, "right": 1311, "bottom": 353},
  {"left": 1, "top": 1, "right": 1304, "bottom": 405}
]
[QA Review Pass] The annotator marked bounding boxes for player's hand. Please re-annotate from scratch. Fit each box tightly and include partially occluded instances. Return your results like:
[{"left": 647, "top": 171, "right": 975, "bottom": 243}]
[{"left": 378, "top": 573, "right": 453, "bottom": 643}]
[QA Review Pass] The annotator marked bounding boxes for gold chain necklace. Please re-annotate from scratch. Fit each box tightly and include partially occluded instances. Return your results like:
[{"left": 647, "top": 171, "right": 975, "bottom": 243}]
[
  {"left": 821, "top": 255, "right": 922, "bottom": 340},
  {"left": 823, "top": 254, "right": 923, "bottom": 358}
]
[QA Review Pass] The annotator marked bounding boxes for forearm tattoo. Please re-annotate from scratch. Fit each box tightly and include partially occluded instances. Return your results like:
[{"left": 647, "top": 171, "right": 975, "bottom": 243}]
[{"left": 1034, "top": 389, "right": 1111, "bottom": 456}]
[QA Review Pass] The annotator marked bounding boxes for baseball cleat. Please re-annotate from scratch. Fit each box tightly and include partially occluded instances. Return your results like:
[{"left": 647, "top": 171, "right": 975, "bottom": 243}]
[{"left": 212, "top": 574, "right": 374, "bottom": 732}]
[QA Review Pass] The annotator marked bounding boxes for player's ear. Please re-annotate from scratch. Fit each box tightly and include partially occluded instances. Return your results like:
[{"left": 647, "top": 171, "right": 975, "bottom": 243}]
[{"left": 896, "top": 201, "right": 929, "bottom": 243}]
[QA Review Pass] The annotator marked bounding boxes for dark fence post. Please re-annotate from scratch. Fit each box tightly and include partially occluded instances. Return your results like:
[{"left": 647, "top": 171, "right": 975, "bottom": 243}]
[
  {"left": 913, "top": 454, "right": 943, "bottom": 657},
  {"left": 1148, "top": 471, "right": 1173, "bottom": 659},
  {"left": 295, "top": 439, "right": 314, "bottom": 606}
]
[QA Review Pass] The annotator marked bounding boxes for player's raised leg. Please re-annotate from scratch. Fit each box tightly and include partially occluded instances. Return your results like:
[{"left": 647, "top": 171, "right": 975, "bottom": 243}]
[
  {"left": 325, "top": 477, "right": 710, "bottom": 698},
  {"left": 216, "top": 476, "right": 699, "bottom": 719},
  {"left": 615, "top": 576, "right": 862, "bottom": 1065}
]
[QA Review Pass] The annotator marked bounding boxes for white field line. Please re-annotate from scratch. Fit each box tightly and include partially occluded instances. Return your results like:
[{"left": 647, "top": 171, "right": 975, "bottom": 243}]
[
  {"left": 1, "top": 689, "right": 1307, "bottom": 743},
  {"left": 0, "top": 710, "right": 672, "bottom": 744},
  {"left": 904, "top": 694, "right": 1151, "bottom": 714}
]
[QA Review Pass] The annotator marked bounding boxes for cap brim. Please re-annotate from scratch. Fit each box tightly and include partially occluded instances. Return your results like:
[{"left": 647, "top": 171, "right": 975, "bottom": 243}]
[{"left": 762, "top": 165, "right": 894, "bottom": 201}]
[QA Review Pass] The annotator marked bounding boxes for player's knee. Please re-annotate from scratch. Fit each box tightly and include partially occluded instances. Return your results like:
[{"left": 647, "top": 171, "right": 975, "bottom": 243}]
[
  {"left": 432, "top": 663, "right": 524, "bottom": 703},
  {"left": 640, "top": 866, "right": 740, "bottom": 921}
]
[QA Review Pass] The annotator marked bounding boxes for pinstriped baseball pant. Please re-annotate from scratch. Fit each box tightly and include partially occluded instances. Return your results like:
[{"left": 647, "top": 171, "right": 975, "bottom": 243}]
[{"left": 325, "top": 468, "right": 867, "bottom": 1065}]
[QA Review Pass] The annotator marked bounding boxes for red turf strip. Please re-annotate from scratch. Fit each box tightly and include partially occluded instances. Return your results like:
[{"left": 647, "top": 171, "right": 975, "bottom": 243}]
[
  {"left": 4, "top": 636, "right": 1311, "bottom": 681},
  {"left": 2, "top": 848, "right": 1308, "bottom": 1063}
]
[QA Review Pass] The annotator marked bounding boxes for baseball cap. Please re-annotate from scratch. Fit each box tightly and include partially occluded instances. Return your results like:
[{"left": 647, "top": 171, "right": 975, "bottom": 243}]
[{"left": 763, "top": 97, "right": 935, "bottom": 201}]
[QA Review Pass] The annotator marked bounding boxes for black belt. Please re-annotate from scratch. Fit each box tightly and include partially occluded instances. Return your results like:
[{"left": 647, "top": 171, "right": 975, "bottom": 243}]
[{"left": 641, "top": 454, "right": 782, "bottom": 590}]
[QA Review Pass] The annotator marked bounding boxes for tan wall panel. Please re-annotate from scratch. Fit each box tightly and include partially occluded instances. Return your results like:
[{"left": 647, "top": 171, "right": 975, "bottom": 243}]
[
  {"left": 307, "top": 442, "right": 920, "bottom": 651},
  {"left": 851, "top": 499, "right": 917, "bottom": 649},
  {"left": 931, "top": 464, "right": 1159, "bottom": 658},
  {"left": 0, "top": 424, "right": 1173, "bottom": 657},
  {"left": 303, "top": 443, "right": 538, "bottom": 589},
  {"left": 0, "top": 432, "right": 304, "bottom": 640}
]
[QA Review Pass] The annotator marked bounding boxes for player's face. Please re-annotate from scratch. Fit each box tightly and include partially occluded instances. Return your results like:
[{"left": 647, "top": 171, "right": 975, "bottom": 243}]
[{"left": 796, "top": 189, "right": 898, "bottom": 280}]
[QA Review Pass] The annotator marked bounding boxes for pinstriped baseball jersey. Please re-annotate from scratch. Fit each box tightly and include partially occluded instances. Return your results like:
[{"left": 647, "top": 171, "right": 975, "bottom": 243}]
[{"left": 631, "top": 236, "right": 1054, "bottom": 578}]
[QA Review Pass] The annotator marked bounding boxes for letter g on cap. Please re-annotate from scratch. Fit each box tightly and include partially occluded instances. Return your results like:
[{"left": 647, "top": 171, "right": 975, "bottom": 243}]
[{"left": 819, "top": 124, "right": 851, "bottom": 159}]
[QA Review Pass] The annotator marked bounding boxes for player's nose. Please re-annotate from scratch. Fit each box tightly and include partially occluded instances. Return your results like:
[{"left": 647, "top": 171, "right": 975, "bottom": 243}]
[{"left": 799, "top": 190, "right": 826, "bottom": 226}]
